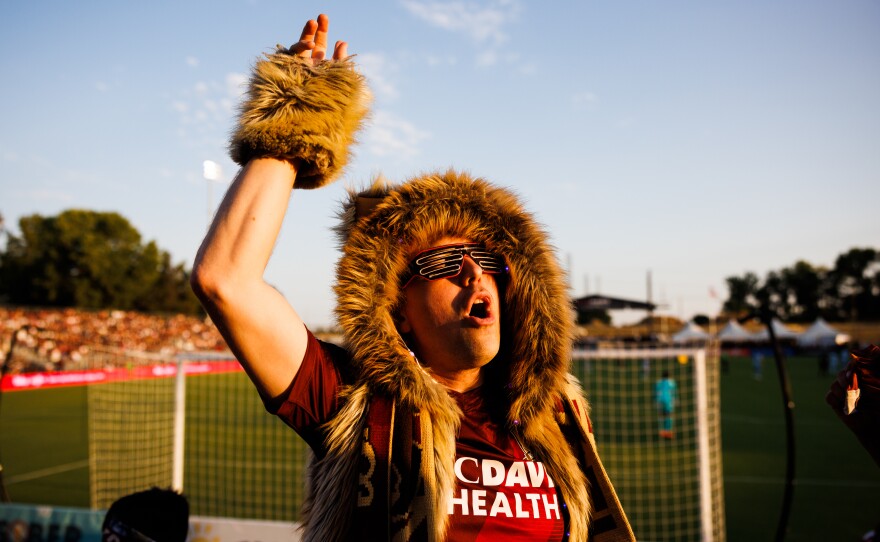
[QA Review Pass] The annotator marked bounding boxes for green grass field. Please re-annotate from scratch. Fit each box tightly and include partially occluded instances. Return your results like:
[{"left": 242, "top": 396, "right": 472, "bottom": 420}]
[
  {"left": 1, "top": 355, "right": 878, "bottom": 540},
  {"left": 0, "top": 373, "right": 308, "bottom": 521},
  {"left": 720, "top": 355, "right": 879, "bottom": 541},
  {"left": 0, "top": 384, "right": 89, "bottom": 506}
]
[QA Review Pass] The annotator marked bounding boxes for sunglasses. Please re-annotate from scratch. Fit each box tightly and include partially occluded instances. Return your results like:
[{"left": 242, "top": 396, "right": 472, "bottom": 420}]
[{"left": 401, "top": 243, "right": 508, "bottom": 287}]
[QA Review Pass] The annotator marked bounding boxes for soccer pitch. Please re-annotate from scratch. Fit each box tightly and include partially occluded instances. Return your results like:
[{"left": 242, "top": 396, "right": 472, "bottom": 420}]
[
  {"left": 720, "top": 355, "right": 879, "bottom": 541},
  {"left": 1, "top": 356, "right": 878, "bottom": 540},
  {"left": 1, "top": 372, "right": 309, "bottom": 520}
]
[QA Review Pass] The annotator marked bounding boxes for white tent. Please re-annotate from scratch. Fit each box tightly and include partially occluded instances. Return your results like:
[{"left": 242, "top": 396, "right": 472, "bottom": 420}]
[
  {"left": 797, "top": 318, "right": 850, "bottom": 348},
  {"left": 751, "top": 318, "right": 800, "bottom": 341},
  {"left": 716, "top": 320, "right": 754, "bottom": 342},
  {"left": 671, "top": 322, "right": 711, "bottom": 343}
]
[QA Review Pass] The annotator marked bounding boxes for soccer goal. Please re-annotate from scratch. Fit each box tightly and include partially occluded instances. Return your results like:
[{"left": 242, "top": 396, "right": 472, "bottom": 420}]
[
  {"left": 7, "top": 325, "right": 721, "bottom": 536},
  {"left": 86, "top": 349, "right": 176, "bottom": 510},
  {"left": 85, "top": 350, "right": 308, "bottom": 521},
  {"left": 571, "top": 343, "right": 725, "bottom": 542}
]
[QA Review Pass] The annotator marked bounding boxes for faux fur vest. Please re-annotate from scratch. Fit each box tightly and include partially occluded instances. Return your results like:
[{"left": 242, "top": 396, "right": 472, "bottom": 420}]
[{"left": 297, "top": 171, "right": 633, "bottom": 542}]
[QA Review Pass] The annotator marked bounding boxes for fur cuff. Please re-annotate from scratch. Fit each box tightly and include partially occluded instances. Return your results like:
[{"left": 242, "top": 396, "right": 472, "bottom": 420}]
[{"left": 229, "top": 47, "right": 371, "bottom": 189}]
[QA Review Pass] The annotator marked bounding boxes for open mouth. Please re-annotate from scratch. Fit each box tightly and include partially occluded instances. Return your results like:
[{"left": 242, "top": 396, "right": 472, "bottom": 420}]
[{"left": 469, "top": 299, "right": 489, "bottom": 318}]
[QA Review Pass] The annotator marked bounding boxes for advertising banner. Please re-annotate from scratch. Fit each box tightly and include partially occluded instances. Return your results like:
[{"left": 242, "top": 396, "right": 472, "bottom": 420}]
[{"left": 0, "top": 361, "right": 242, "bottom": 392}]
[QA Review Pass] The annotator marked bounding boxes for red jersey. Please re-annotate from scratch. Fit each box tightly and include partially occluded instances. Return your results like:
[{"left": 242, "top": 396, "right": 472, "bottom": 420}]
[{"left": 269, "top": 330, "right": 565, "bottom": 541}]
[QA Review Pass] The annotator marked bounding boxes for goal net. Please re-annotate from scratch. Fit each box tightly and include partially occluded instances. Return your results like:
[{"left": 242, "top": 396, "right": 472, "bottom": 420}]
[
  {"left": 86, "top": 351, "right": 308, "bottom": 521},
  {"left": 87, "top": 350, "right": 176, "bottom": 510},
  {"left": 572, "top": 342, "right": 725, "bottom": 542},
  {"left": 7, "top": 324, "right": 721, "bottom": 536}
]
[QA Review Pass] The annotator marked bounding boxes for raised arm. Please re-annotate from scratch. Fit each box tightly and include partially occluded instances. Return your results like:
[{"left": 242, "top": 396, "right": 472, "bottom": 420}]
[
  {"left": 191, "top": 15, "right": 362, "bottom": 401},
  {"left": 191, "top": 158, "right": 305, "bottom": 400}
]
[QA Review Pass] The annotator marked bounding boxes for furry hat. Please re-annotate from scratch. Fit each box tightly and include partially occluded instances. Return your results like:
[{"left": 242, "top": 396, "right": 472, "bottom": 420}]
[
  {"left": 229, "top": 47, "right": 370, "bottom": 189},
  {"left": 334, "top": 169, "right": 575, "bottom": 423},
  {"left": 332, "top": 170, "right": 591, "bottom": 540}
]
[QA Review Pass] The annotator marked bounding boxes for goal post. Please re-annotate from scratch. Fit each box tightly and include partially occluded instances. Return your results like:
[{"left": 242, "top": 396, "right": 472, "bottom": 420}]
[
  {"left": 86, "top": 351, "right": 308, "bottom": 520},
  {"left": 172, "top": 357, "right": 186, "bottom": 493},
  {"left": 0, "top": 322, "right": 305, "bottom": 520},
  {"left": 571, "top": 343, "right": 725, "bottom": 542},
  {"left": 87, "top": 349, "right": 176, "bottom": 510},
  {"left": 12, "top": 327, "right": 722, "bottom": 537}
]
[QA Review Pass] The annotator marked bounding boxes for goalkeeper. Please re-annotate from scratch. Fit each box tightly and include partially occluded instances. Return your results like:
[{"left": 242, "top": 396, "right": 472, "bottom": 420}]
[
  {"left": 654, "top": 370, "right": 677, "bottom": 439},
  {"left": 192, "top": 13, "right": 633, "bottom": 542}
]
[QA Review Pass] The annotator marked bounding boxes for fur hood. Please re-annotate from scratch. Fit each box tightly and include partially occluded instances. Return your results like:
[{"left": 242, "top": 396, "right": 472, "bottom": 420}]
[
  {"left": 324, "top": 169, "right": 593, "bottom": 541},
  {"left": 334, "top": 169, "right": 576, "bottom": 425}
]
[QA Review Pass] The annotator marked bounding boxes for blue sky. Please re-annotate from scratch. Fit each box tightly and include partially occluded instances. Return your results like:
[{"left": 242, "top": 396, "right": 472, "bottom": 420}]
[{"left": 1, "top": 0, "right": 878, "bottom": 327}]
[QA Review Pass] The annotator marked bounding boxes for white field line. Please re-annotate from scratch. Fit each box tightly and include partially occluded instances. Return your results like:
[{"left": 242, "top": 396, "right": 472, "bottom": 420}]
[
  {"left": 610, "top": 472, "right": 880, "bottom": 488},
  {"left": 725, "top": 475, "right": 880, "bottom": 488},
  {"left": 722, "top": 414, "right": 840, "bottom": 427},
  {"left": 5, "top": 459, "right": 89, "bottom": 485}
]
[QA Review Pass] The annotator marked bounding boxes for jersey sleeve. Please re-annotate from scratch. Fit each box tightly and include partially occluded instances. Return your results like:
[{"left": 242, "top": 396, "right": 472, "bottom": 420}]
[{"left": 266, "top": 328, "right": 350, "bottom": 452}]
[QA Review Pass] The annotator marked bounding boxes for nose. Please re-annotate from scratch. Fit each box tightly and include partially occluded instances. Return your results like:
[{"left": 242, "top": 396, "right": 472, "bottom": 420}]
[{"left": 458, "top": 255, "right": 483, "bottom": 285}]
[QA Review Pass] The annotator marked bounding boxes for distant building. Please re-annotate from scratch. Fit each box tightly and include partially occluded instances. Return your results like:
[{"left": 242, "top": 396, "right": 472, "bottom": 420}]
[{"left": 573, "top": 295, "right": 657, "bottom": 312}]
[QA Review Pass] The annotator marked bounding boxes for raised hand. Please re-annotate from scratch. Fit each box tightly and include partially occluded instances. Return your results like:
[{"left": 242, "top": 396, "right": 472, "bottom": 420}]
[{"left": 289, "top": 14, "right": 348, "bottom": 64}]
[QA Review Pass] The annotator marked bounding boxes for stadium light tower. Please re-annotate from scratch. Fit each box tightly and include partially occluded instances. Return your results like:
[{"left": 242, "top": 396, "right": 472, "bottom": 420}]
[{"left": 202, "top": 160, "right": 223, "bottom": 229}]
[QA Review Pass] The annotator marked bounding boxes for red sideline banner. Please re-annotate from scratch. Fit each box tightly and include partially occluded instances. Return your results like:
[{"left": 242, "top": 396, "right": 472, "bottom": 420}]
[{"left": 1, "top": 360, "right": 242, "bottom": 392}]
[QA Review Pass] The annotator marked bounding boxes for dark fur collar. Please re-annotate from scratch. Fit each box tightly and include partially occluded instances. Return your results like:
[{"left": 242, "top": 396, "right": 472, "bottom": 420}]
[{"left": 334, "top": 169, "right": 575, "bottom": 429}]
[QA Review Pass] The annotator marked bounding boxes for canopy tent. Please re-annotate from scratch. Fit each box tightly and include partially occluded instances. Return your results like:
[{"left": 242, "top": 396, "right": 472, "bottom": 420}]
[
  {"left": 716, "top": 320, "right": 754, "bottom": 342},
  {"left": 751, "top": 318, "right": 800, "bottom": 341},
  {"left": 796, "top": 318, "right": 850, "bottom": 348},
  {"left": 671, "top": 321, "right": 711, "bottom": 343}
]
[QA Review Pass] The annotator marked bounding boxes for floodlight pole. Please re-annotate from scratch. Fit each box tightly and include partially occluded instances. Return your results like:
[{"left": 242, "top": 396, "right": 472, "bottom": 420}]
[
  {"left": 207, "top": 177, "right": 213, "bottom": 229},
  {"left": 203, "top": 160, "right": 222, "bottom": 230},
  {"left": 646, "top": 270, "right": 654, "bottom": 340}
]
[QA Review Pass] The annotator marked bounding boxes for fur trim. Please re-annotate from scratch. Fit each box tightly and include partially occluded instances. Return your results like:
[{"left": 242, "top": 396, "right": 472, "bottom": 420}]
[
  {"left": 300, "top": 385, "right": 370, "bottom": 542},
  {"left": 332, "top": 170, "right": 585, "bottom": 538},
  {"left": 229, "top": 48, "right": 370, "bottom": 189},
  {"left": 334, "top": 170, "right": 575, "bottom": 420}
]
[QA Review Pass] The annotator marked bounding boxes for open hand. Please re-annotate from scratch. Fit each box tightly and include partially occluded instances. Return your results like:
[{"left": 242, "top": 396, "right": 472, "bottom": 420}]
[{"left": 289, "top": 14, "right": 348, "bottom": 64}]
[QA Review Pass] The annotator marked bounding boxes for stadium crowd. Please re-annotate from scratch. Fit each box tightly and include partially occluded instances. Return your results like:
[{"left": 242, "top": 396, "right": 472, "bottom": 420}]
[{"left": 0, "top": 306, "right": 228, "bottom": 373}]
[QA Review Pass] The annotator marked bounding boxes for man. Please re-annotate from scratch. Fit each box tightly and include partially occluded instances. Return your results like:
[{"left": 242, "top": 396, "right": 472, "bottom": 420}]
[
  {"left": 191, "top": 14, "right": 633, "bottom": 542},
  {"left": 654, "top": 370, "right": 677, "bottom": 439}
]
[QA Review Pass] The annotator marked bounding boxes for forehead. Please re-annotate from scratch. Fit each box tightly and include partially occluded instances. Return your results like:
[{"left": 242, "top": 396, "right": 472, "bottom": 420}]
[{"left": 406, "top": 235, "right": 473, "bottom": 260}]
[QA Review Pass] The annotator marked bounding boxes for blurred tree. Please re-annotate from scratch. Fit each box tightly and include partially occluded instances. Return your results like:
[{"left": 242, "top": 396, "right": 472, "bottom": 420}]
[
  {"left": 780, "top": 260, "right": 823, "bottom": 322},
  {"left": 721, "top": 248, "right": 879, "bottom": 323},
  {"left": 829, "top": 248, "right": 880, "bottom": 321},
  {"left": 0, "top": 210, "right": 202, "bottom": 314},
  {"left": 755, "top": 270, "right": 787, "bottom": 319},
  {"left": 137, "top": 251, "right": 203, "bottom": 315},
  {"left": 722, "top": 272, "right": 760, "bottom": 317}
]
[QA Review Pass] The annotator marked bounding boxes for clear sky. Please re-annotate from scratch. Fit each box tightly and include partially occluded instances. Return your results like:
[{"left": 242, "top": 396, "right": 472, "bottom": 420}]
[{"left": 1, "top": 0, "right": 878, "bottom": 327}]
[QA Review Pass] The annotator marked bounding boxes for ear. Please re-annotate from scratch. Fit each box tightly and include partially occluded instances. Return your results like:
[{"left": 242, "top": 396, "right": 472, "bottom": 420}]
[{"left": 398, "top": 307, "right": 413, "bottom": 334}]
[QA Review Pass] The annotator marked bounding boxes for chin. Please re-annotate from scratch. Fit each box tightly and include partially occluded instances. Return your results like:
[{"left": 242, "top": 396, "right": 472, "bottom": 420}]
[{"left": 463, "top": 336, "right": 501, "bottom": 367}]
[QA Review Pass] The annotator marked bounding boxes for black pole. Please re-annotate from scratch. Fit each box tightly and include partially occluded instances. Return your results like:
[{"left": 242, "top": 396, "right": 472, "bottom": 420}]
[{"left": 761, "top": 310, "right": 796, "bottom": 542}]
